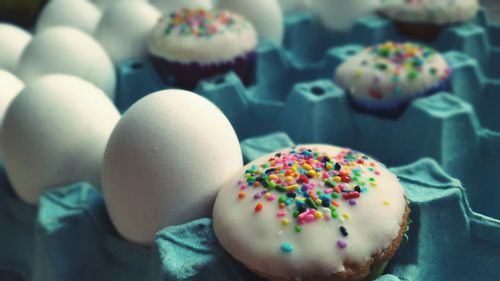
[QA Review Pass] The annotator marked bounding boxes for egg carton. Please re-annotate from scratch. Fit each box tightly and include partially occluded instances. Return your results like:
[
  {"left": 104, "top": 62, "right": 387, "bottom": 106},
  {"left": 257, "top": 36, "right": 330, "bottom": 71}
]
[
  {"left": 2, "top": 8, "right": 500, "bottom": 281},
  {"left": 2, "top": 134, "right": 498, "bottom": 281}
]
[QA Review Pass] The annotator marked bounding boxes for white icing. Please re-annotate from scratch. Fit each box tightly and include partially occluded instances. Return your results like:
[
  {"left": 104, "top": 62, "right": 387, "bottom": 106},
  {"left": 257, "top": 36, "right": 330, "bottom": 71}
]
[
  {"left": 335, "top": 42, "right": 450, "bottom": 101},
  {"left": 150, "top": 0, "right": 213, "bottom": 14},
  {"left": 95, "top": 0, "right": 161, "bottom": 65},
  {"left": 148, "top": 10, "right": 257, "bottom": 64},
  {"left": 218, "top": 0, "right": 284, "bottom": 45},
  {"left": 0, "top": 24, "right": 32, "bottom": 73},
  {"left": 213, "top": 144, "right": 407, "bottom": 279},
  {"left": 380, "top": 0, "right": 479, "bottom": 24}
]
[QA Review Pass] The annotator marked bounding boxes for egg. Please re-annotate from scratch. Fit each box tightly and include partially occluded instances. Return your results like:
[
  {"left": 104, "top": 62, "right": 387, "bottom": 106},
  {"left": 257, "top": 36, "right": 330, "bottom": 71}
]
[
  {"left": 35, "top": 0, "right": 102, "bottom": 34},
  {"left": 150, "top": 0, "right": 213, "bottom": 14},
  {"left": 91, "top": 0, "right": 147, "bottom": 11},
  {"left": 1, "top": 74, "right": 120, "bottom": 205},
  {"left": 95, "top": 1, "right": 161, "bottom": 65},
  {"left": 16, "top": 26, "right": 116, "bottom": 99},
  {"left": 0, "top": 70, "right": 24, "bottom": 158},
  {"left": 102, "top": 89, "right": 243, "bottom": 245},
  {"left": 310, "top": 0, "right": 380, "bottom": 31},
  {"left": 278, "top": 0, "right": 311, "bottom": 12},
  {"left": 218, "top": 0, "right": 284, "bottom": 45},
  {"left": 0, "top": 23, "right": 32, "bottom": 72}
]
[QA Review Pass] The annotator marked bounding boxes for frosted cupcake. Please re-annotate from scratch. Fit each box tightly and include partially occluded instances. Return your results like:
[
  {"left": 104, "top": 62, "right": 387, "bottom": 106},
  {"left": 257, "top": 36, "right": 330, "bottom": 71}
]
[
  {"left": 213, "top": 144, "right": 410, "bottom": 281},
  {"left": 379, "top": 0, "right": 479, "bottom": 40},
  {"left": 335, "top": 42, "right": 452, "bottom": 118},
  {"left": 148, "top": 9, "right": 258, "bottom": 89}
]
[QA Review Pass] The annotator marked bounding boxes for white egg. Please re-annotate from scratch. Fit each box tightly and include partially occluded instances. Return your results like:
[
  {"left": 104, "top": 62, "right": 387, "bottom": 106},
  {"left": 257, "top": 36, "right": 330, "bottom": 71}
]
[
  {"left": 310, "top": 0, "right": 380, "bottom": 31},
  {"left": 0, "top": 70, "right": 24, "bottom": 158},
  {"left": 36, "top": 0, "right": 102, "bottom": 34},
  {"left": 0, "top": 24, "right": 32, "bottom": 72},
  {"left": 95, "top": 1, "right": 161, "bottom": 65},
  {"left": 102, "top": 89, "right": 243, "bottom": 245},
  {"left": 278, "top": 0, "right": 311, "bottom": 12},
  {"left": 1, "top": 74, "right": 120, "bottom": 205},
  {"left": 218, "top": 0, "right": 284, "bottom": 45},
  {"left": 150, "top": 0, "right": 213, "bottom": 14},
  {"left": 17, "top": 26, "right": 116, "bottom": 99},
  {"left": 91, "top": 0, "right": 147, "bottom": 11}
]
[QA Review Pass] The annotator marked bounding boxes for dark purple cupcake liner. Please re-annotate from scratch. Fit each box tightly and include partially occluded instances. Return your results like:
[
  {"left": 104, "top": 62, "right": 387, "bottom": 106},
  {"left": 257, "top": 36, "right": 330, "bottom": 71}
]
[
  {"left": 348, "top": 72, "right": 453, "bottom": 119},
  {"left": 152, "top": 51, "right": 257, "bottom": 90},
  {"left": 393, "top": 21, "right": 444, "bottom": 42}
]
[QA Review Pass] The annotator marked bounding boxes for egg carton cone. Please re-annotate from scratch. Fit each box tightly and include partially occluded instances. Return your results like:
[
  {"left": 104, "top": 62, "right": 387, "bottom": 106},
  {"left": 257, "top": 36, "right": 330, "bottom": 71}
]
[
  {"left": 30, "top": 182, "right": 161, "bottom": 281},
  {"left": 2, "top": 7, "right": 500, "bottom": 281},
  {"left": 0, "top": 165, "right": 37, "bottom": 281}
]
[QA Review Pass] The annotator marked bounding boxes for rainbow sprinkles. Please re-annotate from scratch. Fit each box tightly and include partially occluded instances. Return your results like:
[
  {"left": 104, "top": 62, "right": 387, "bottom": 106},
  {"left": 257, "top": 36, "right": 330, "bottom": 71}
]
[
  {"left": 236, "top": 147, "right": 386, "bottom": 253},
  {"left": 164, "top": 9, "right": 251, "bottom": 38}
]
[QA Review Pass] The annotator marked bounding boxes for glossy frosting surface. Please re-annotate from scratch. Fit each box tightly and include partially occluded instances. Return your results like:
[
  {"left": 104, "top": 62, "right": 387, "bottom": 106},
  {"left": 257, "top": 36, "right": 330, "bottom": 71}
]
[{"left": 214, "top": 144, "right": 406, "bottom": 279}]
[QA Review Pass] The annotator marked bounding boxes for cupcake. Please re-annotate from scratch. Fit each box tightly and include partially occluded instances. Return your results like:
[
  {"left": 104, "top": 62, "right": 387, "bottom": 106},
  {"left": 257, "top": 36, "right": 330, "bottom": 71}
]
[
  {"left": 148, "top": 8, "right": 258, "bottom": 89},
  {"left": 213, "top": 144, "right": 410, "bottom": 281},
  {"left": 335, "top": 42, "right": 452, "bottom": 118},
  {"left": 379, "top": 0, "right": 479, "bottom": 40}
]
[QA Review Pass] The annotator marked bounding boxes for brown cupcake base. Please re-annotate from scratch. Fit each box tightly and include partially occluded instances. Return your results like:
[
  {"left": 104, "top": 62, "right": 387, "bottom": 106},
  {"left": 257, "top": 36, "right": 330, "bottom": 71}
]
[
  {"left": 151, "top": 51, "right": 257, "bottom": 90},
  {"left": 254, "top": 203, "right": 412, "bottom": 281},
  {"left": 394, "top": 21, "right": 444, "bottom": 41}
]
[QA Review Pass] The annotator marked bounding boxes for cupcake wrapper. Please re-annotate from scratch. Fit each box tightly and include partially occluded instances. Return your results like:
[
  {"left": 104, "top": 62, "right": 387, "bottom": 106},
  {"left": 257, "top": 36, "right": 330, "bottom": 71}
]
[
  {"left": 152, "top": 51, "right": 257, "bottom": 90},
  {"left": 348, "top": 75, "right": 453, "bottom": 119},
  {"left": 393, "top": 21, "right": 444, "bottom": 41}
]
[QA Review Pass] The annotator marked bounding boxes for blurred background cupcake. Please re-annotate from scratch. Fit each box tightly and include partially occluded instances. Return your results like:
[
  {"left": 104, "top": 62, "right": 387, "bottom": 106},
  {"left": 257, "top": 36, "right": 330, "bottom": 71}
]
[
  {"left": 335, "top": 41, "right": 452, "bottom": 118},
  {"left": 148, "top": 8, "right": 258, "bottom": 89},
  {"left": 379, "top": 0, "right": 480, "bottom": 41}
]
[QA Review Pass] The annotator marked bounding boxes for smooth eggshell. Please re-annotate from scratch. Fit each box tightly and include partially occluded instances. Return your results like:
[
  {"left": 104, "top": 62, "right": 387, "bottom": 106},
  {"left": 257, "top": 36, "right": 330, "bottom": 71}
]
[
  {"left": 150, "top": 0, "right": 213, "bottom": 14},
  {"left": 0, "top": 69, "right": 24, "bottom": 158},
  {"left": 278, "top": 0, "right": 311, "bottom": 12},
  {"left": 218, "top": 0, "right": 284, "bottom": 45},
  {"left": 95, "top": 1, "right": 161, "bottom": 65},
  {"left": 36, "top": 0, "right": 102, "bottom": 34},
  {"left": 0, "top": 24, "right": 32, "bottom": 72},
  {"left": 310, "top": 0, "right": 380, "bottom": 31},
  {"left": 91, "top": 0, "right": 147, "bottom": 11},
  {"left": 17, "top": 26, "right": 116, "bottom": 99},
  {"left": 1, "top": 74, "right": 120, "bottom": 205},
  {"left": 102, "top": 89, "right": 243, "bottom": 245}
]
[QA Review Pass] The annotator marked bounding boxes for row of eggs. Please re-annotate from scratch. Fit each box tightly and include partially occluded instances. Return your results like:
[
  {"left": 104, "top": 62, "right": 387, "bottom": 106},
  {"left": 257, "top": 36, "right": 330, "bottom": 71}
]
[
  {"left": 0, "top": 0, "right": 380, "bottom": 246},
  {"left": 1, "top": 0, "right": 380, "bottom": 100},
  {"left": 1, "top": 73, "right": 242, "bottom": 246}
]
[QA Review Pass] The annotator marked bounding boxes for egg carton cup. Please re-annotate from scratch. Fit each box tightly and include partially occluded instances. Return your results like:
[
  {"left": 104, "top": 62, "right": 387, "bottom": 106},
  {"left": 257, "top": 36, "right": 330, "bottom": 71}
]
[
  {"left": 32, "top": 183, "right": 161, "bottom": 281},
  {"left": 25, "top": 133, "right": 500, "bottom": 281},
  {"left": 0, "top": 165, "right": 37, "bottom": 281}
]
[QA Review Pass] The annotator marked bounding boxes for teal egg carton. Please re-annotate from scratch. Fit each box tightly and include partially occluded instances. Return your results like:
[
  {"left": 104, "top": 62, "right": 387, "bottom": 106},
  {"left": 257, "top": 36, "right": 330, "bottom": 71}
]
[
  {"left": 0, "top": 167, "right": 36, "bottom": 281},
  {"left": 2, "top": 8, "right": 500, "bottom": 281},
  {"left": 8, "top": 135, "right": 498, "bottom": 281}
]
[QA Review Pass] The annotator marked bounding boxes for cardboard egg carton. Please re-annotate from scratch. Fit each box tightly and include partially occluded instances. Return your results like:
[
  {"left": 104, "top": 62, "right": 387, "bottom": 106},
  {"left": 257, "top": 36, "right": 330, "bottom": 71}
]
[{"left": 1, "top": 9, "right": 500, "bottom": 281}]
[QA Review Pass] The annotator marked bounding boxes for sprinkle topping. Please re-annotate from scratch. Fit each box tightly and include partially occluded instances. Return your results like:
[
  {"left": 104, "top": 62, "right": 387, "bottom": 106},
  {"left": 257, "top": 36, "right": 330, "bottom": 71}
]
[
  {"left": 336, "top": 41, "right": 452, "bottom": 100},
  {"left": 236, "top": 147, "right": 387, "bottom": 252},
  {"left": 164, "top": 9, "right": 250, "bottom": 38},
  {"left": 366, "top": 42, "right": 450, "bottom": 82}
]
